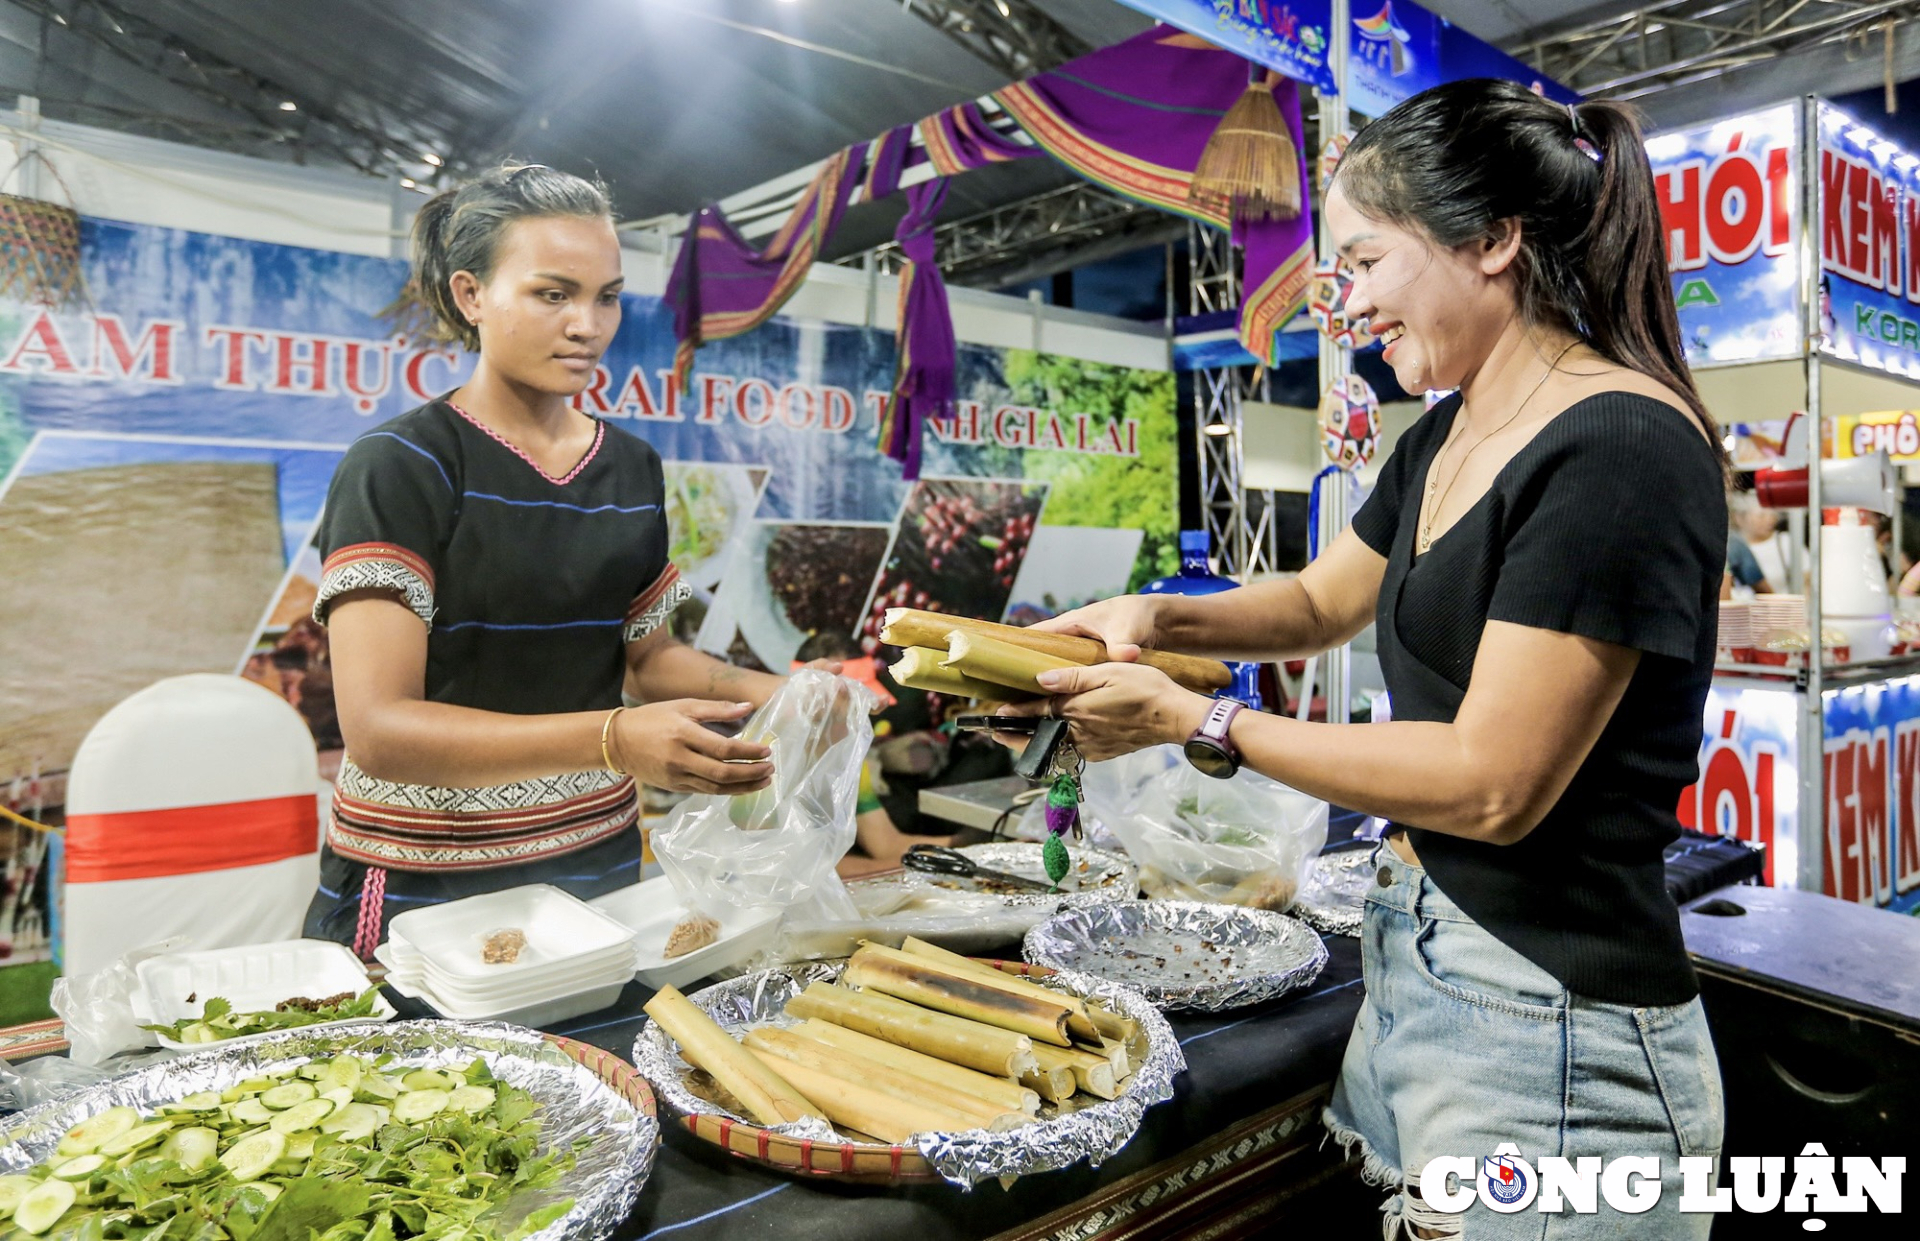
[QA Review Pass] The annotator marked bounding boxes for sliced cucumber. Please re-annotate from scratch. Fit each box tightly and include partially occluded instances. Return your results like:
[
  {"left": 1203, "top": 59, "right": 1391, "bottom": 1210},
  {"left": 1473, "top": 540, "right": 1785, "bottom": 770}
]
[
  {"left": 297, "top": 1064, "right": 327, "bottom": 1081},
  {"left": 447, "top": 1086, "right": 495, "bottom": 1115},
  {"left": 178, "top": 1023, "right": 219, "bottom": 1045},
  {"left": 156, "top": 1127, "right": 217, "bottom": 1171},
  {"left": 319, "top": 1057, "right": 364, "bottom": 1093},
  {"left": 282, "top": 1133, "right": 316, "bottom": 1161},
  {"left": 228, "top": 1100, "right": 274, "bottom": 1127},
  {"left": 401, "top": 1069, "right": 454, "bottom": 1092},
  {"left": 56, "top": 1107, "right": 138, "bottom": 1157},
  {"left": 235, "top": 1078, "right": 276, "bottom": 1095},
  {"left": 318, "top": 1088, "right": 354, "bottom": 1111},
  {"left": 266, "top": 1100, "right": 334, "bottom": 1134},
  {"left": 161, "top": 1093, "right": 221, "bottom": 1115},
  {"left": 391, "top": 1090, "right": 447, "bottom": 1124},
  {"left": 246, "top": 1183, "right": 283, "bottom": 1204},
  {"left": 316, "top": 1104, "right": 381, "bottom": 1143},
  {"left": 50, "top": 1156, "right": 106, "bottom": 1183},
  {"left": 355, "top": 1076, "right": 400, "bottom": 1103},
  {"left": 218, "top": 1132, "right": 286, "bottom": 1183},
  {"left": 14, "top": 1180, "right": 75, "bottom": 1235},
  {"left": 0, "top": 1176, "right": 37, "bottom": 1218},
  {"left": 97, "top": 1121, "right": 172, "bottom": 1159},
  {"left": 260, "top": 1083, "right": 315, "bottom": 1111}
]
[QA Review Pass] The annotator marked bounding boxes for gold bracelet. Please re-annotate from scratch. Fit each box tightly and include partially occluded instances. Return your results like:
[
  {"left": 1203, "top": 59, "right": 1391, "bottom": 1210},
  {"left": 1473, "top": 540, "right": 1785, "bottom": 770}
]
[{"left": 600, "top": 706, "right": 628, "bottom": 776}]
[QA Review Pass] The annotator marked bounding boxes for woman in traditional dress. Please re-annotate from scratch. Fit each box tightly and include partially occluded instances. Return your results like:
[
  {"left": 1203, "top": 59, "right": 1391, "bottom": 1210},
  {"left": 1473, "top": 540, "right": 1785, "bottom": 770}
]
[
  {"left": 1002, "top": 81, "right": 1725, "bottom": 1238},
  {"left": 304, "top": 165, "right": 810, "bottom": 957}
]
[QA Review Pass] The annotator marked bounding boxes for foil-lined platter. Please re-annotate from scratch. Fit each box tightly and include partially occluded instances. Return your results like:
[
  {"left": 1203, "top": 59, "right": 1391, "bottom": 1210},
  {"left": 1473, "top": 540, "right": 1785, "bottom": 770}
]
[
  {"left": 1294, "top": 844, "right": 1377, "bottom": 937},
  {"left": 1024, "top": 901, "right": 1328, "bottom": 1012},
  {"left": 631, "top": 961, "right": 1182, "bottom": 1188},
  {"left": 0, "top": 1021, "right": 658, "bottom": 1241},
  {"left": 849, "top": 842, "right": 1137, "bottom": 909}
]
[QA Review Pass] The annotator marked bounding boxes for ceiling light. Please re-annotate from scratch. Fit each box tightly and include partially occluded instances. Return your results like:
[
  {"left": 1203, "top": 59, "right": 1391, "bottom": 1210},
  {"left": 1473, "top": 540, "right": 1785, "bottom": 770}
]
[
  {"left": 279, "top": 101, "right": 298, "bottom": 112},
  {"left": 400, "top": 178, "right": 416, "bottom": 189},
  {"left": 994, "top": 0, "right": 1011, "bottom": 15},
  {"left": 421, "top": 152, "right": 443, "bottom": 167},
  {"left": 1204, "top": 420, "right": 1232, "bottom": 438}
]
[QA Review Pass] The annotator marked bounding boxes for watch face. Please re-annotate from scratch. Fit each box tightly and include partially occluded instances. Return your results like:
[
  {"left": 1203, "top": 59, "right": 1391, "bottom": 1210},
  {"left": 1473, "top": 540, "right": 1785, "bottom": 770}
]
[{"left": 1183, "top": 738, "right": 1237, "bottom": 779}]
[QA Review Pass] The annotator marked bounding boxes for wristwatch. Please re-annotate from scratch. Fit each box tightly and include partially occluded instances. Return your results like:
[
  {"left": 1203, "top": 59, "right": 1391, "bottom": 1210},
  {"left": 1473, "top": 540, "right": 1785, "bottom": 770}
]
[{"left": 1184, "top": 698, "right": 1245, "bottom": 779}]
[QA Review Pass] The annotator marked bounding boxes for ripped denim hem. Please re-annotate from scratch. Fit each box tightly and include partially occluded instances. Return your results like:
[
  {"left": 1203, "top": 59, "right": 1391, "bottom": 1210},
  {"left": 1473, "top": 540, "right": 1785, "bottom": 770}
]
[{"left": 1320, "top": 1106, "right": 1403, "bottom": 1188}]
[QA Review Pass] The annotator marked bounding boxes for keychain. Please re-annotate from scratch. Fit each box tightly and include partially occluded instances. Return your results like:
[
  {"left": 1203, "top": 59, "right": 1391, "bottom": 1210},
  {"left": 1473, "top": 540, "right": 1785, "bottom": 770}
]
[{"left": 1040, "top": 736, "right": 1086, "bottom": 892}]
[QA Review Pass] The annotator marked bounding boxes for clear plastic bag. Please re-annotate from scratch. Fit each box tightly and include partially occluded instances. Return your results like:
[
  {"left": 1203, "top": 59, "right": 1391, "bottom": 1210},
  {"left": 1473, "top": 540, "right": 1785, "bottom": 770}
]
[
  {"left": 1106, "top": 746, "right": 1329, "bottom": 910},
  {"left": 49, "top": 936, "right": 191, "bottom": 1066},
  {"left": 755, "top": 883, "right": 1050, "bottom": 968},
  {"left": 652, "top": 670, "right": 873, "bottom": 926},
  {"left": 1006, "top": 746, "right": 1178, "bottom": 849}
]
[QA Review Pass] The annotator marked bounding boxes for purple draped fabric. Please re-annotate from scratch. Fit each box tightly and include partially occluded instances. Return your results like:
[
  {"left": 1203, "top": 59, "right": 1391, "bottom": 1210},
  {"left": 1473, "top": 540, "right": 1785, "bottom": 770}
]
[{"left": 878, "top": 178, "right": 955, "bottom": 480}]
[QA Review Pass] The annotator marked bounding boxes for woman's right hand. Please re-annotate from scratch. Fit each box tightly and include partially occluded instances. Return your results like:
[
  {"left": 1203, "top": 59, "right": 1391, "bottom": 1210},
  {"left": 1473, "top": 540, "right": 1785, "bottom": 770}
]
[
  {"left": 1033, "top": 594, "right": 1162, "bottom": 662},
  {"left": 614, "top": 700, "right": 774, "bottom": 794}
]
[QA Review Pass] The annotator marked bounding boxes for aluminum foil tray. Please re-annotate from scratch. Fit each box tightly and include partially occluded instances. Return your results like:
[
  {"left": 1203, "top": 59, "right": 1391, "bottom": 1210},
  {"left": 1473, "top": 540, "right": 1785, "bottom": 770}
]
[
  {"left": 1024, "top": 901, "right": 1328, "bottom": 1012},
  {"left": 0, "top": 1020, "right": 658, "bottom": 1241},
  {"left": 1295, "top": 846, "right": 1377, "bottom": 937},
  {"left": 631, "top": 961, "right": 1183, "bottom": 1189},
  {"left": 849, "top": 842, "right": 1137, "bottom": 910}
]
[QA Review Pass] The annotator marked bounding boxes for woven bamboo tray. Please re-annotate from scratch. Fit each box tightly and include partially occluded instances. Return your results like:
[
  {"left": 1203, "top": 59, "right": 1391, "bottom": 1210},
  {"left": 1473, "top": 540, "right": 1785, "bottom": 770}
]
[
  {"left": 544, "top": 1032, "right": 658, "bottom": 1123},
  {"left": 662, "top": 958, "right": 1081, "bottom": 1185}
]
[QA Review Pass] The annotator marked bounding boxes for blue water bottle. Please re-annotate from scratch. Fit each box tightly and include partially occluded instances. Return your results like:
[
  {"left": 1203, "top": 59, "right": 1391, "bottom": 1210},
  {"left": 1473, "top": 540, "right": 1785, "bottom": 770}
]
[{"left": 1140, "top": 530, "right": 1263, "bottom": 709}]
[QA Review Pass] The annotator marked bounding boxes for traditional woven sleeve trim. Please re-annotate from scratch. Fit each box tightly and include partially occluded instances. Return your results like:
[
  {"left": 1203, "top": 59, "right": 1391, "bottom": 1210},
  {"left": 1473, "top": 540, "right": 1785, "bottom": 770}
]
[
  {"left": 315, "top": 542, "right": 436, "bottom": 627},
  {"left": 624, "top": 563, "right": 691, "bottom": 643}
]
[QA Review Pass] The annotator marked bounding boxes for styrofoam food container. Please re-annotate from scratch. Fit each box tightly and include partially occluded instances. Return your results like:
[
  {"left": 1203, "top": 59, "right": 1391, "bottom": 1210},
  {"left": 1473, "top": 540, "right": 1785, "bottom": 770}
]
[
  {"left": 373, "top": 943, "right": 633, "bottom": 1009},
  {"left": 382, "top": 963, "right": 627, "bottom": 1025},
  {"left": 589, "top": 876, "right": 783, "bottom": 990},
  {"left": 134, "top": 939, "right": 397, "bottom": 1050},
  {"left": 384, "top": 884, "right": 633, "bottom": 980},
  {"left": 382, "top": 932, "right": 634, "bottom": 988}
]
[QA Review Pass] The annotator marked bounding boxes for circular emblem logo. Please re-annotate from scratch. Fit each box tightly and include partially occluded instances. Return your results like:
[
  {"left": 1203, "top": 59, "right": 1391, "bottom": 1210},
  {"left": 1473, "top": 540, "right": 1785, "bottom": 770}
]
[{"left": 1482, "top": 1155, "right": 1529, "bottom": 1206}]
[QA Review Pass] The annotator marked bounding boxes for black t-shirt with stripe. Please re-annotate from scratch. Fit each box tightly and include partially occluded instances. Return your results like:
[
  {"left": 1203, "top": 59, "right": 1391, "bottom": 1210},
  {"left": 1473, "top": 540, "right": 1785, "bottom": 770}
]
[{"left": 315, "top": 397, "right": 677, "bottom": 714}]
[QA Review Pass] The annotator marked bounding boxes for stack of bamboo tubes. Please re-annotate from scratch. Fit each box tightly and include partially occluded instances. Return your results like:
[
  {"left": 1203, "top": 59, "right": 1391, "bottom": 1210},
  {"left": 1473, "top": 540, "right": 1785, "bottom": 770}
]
[
  {"left": 880, "top": 608, "right": 1233, "bottom": 700},
  {"left": 642, "top": 937, "right": 1147, "bottom": 1144}
]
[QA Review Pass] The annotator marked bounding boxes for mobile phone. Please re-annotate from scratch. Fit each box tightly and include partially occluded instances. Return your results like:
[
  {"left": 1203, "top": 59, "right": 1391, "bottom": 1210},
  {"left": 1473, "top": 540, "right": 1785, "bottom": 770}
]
[{"left": 954, "top": 714, "right": 1041, "bottom": 735}]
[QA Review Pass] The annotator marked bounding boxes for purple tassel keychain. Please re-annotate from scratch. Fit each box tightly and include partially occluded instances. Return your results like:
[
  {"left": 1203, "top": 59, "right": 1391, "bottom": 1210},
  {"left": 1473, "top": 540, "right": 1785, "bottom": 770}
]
[{"left": 1042, "top": 771, "right": 1082, "bottom": 891}]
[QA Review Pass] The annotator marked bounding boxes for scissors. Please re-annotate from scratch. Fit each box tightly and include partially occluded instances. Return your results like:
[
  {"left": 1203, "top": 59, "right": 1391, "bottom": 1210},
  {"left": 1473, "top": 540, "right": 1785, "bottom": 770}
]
[{"left": 900, "top": 844, "right": 1055, "bottom": 893}]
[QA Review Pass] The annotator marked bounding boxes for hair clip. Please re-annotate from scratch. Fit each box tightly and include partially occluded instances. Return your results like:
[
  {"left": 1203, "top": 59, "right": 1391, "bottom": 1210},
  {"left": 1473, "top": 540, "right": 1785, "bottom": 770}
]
[
  {"left": 1567, "top": 102, "right": 1580, "bottom": 134},
  {"left": 1573, "top": 137, "right": 1602, "bottom": 162}
]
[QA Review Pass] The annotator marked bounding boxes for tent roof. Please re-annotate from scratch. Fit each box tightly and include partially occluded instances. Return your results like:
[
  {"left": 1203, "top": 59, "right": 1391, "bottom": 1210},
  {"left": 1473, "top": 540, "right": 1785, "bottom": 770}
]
[{"left": 13, "top": 0, "right": 1920, "bottom": 244}]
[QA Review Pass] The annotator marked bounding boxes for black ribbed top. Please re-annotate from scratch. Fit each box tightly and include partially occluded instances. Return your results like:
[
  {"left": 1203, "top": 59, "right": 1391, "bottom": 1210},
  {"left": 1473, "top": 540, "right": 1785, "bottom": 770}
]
[{"left": 1352, "top": 391, "right": 1724, "bottom": 1005}]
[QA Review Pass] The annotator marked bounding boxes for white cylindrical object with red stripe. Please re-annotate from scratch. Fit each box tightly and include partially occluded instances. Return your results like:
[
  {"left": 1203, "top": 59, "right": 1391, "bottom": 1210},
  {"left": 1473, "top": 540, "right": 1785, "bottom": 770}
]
[{"left": 63, "top": 674, "right": 321, "bottom": 976}]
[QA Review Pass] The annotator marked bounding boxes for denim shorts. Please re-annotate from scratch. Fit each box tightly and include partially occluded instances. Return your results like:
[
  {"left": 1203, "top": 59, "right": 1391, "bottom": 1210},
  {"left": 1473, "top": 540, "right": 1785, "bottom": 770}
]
[{"left": 1324, "top": 846, "right": 1723, "bottom": 1239}]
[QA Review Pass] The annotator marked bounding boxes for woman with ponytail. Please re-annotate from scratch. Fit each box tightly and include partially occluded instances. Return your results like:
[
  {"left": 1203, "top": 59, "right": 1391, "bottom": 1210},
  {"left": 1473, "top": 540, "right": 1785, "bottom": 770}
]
[
  {"left": 996, "top": 81, "right": 1724, "bottom": 1237},
  {"left": 305, "top": 164, "right": 826, "bottom": 956}
]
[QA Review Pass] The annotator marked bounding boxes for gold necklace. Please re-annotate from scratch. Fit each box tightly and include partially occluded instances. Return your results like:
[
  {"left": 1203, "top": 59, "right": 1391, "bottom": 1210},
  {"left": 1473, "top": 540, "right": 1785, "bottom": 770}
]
[{"left": 1418, "top": 341, "right": 1578, "bottom": 554}]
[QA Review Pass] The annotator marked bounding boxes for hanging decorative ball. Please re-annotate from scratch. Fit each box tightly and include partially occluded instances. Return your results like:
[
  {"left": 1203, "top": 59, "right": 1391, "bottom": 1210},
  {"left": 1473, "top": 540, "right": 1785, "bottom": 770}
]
[
  {"left": 1321, "top": 373, "right": 1381, "bottom": 471},
  {"left": 1308, "top": 258, "right": 1375, "bottom": 349},
  {"left": 1318, "top": 131, "right": 1353, "bottom": 191}
]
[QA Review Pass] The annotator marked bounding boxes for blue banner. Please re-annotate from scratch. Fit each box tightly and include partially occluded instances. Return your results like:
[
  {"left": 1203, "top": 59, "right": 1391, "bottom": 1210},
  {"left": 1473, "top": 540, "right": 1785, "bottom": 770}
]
[
  {"left": 0, "top": 216, "right": 1176, "bottom": 781},
  {"left": 1644, "top": 104, "right": 1802, "bottom": 367},
  {"left": 1105, "top": 1, "right": 1569, "bottom": 110},
  {"left": 1817, "top": 102, "right": 1920, "bottom": 379}
]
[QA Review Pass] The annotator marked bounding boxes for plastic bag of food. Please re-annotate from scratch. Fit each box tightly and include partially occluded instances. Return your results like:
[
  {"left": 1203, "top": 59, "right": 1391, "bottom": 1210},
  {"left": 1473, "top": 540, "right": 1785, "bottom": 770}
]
[
  {"left": 1106, "top": 746, "right": 1328, "bottom": 910},
  {"left": 50, "top": 936, "right": 190, "bottom": 1066},
  {"left": 652, "top": 670, "right": 873, "bottom": 925},
  {"left": 753, "top": 883, "right": 1051, "bottom": 969}
]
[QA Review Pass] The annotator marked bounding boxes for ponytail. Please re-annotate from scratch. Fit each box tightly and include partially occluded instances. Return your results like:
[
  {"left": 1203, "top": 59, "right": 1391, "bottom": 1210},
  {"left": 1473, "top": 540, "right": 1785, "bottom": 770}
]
[
  {"left": 1569, "top": 101, "right": 1717, "bottom": 449},
  {"left": 1337, "top": 80, "right": 1724, "bottom": 463},
  {"left": 398, "top": 163, "right": 612, "bottom": 352}
]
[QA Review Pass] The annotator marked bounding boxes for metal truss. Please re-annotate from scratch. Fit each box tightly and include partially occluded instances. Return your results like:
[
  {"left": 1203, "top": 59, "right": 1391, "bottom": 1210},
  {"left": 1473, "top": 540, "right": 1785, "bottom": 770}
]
[
  {"left": 11, "top": 0, "right": 466, "bottom": 182},
  {"left": 898, "top": 0, "right": 1091, "bottom": 79},
  {"left": 841, "top": 182, "right": 1181, "bottom": 288},
  {"left": 1189, "top": 220, "right": 1282, "bottom": 580},
  {"left": 1518, "top": 0, "right": 1920, "bottom": 100}
]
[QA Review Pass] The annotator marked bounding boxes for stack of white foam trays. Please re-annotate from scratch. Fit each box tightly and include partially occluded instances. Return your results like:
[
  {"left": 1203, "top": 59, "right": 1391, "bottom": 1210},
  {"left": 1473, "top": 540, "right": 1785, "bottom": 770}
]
[{"left": 374, "top": 884, "right": 637, "bottom": 1026}]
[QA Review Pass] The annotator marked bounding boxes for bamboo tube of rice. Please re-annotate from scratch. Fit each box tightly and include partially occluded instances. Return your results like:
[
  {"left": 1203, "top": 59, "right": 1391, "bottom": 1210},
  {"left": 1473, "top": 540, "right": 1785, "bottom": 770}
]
[
  {"left": 844, "top": 945, "right": 1074, "bottom": 1046},
  {"left": 1019, "top": 1064, "right": 1076, "bottom": 1105},
  {"left": 892, "top": 939, "right": 1102, "bottom": 1043},
  {"left": 644, "top": 985, "right": 819, "bottom": 1126},
  {"left": 888, "top": 647, "right": 1024, "bottom": 701},
  {"left": 785, "top": 982, "right": 1039, "bottom": 1077},
  {"left": 895, "top": 938, "right": 1149, "bottom": 1059},
  {"left": 880, "top": 607, "right": 1233, "bottom": 694},
  {"left": 790, "top": 1020, "right": 1040, "bottom": 1115},
  {"left": 744, "top": 1049, "right": 980, "bottom": 1143},
  {"left": 939, "top": 630, "right": 1081, "bottom": 697},
  {"left": 1092, "top": 1037, "right": 1131, "bottom": 1080},
  {"left": 743, "top": 1028, "right": 1027, "bottom": 1131},
  {"left": 1032, "top": 1043, "right": 1118, "bottom": 1100}
]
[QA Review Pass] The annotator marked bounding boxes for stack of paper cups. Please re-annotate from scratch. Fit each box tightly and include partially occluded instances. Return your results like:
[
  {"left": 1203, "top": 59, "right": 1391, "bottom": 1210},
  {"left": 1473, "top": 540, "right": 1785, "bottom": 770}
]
[{"left": 1718, "top": 600, "right": 1753, "bottom": 662}]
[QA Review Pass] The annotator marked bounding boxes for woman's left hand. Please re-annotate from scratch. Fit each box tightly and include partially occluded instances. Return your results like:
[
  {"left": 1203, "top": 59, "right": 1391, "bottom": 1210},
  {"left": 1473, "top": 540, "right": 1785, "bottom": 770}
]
[{"left": 999, "top": 663, "right": 1211, "bottom": 762}]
